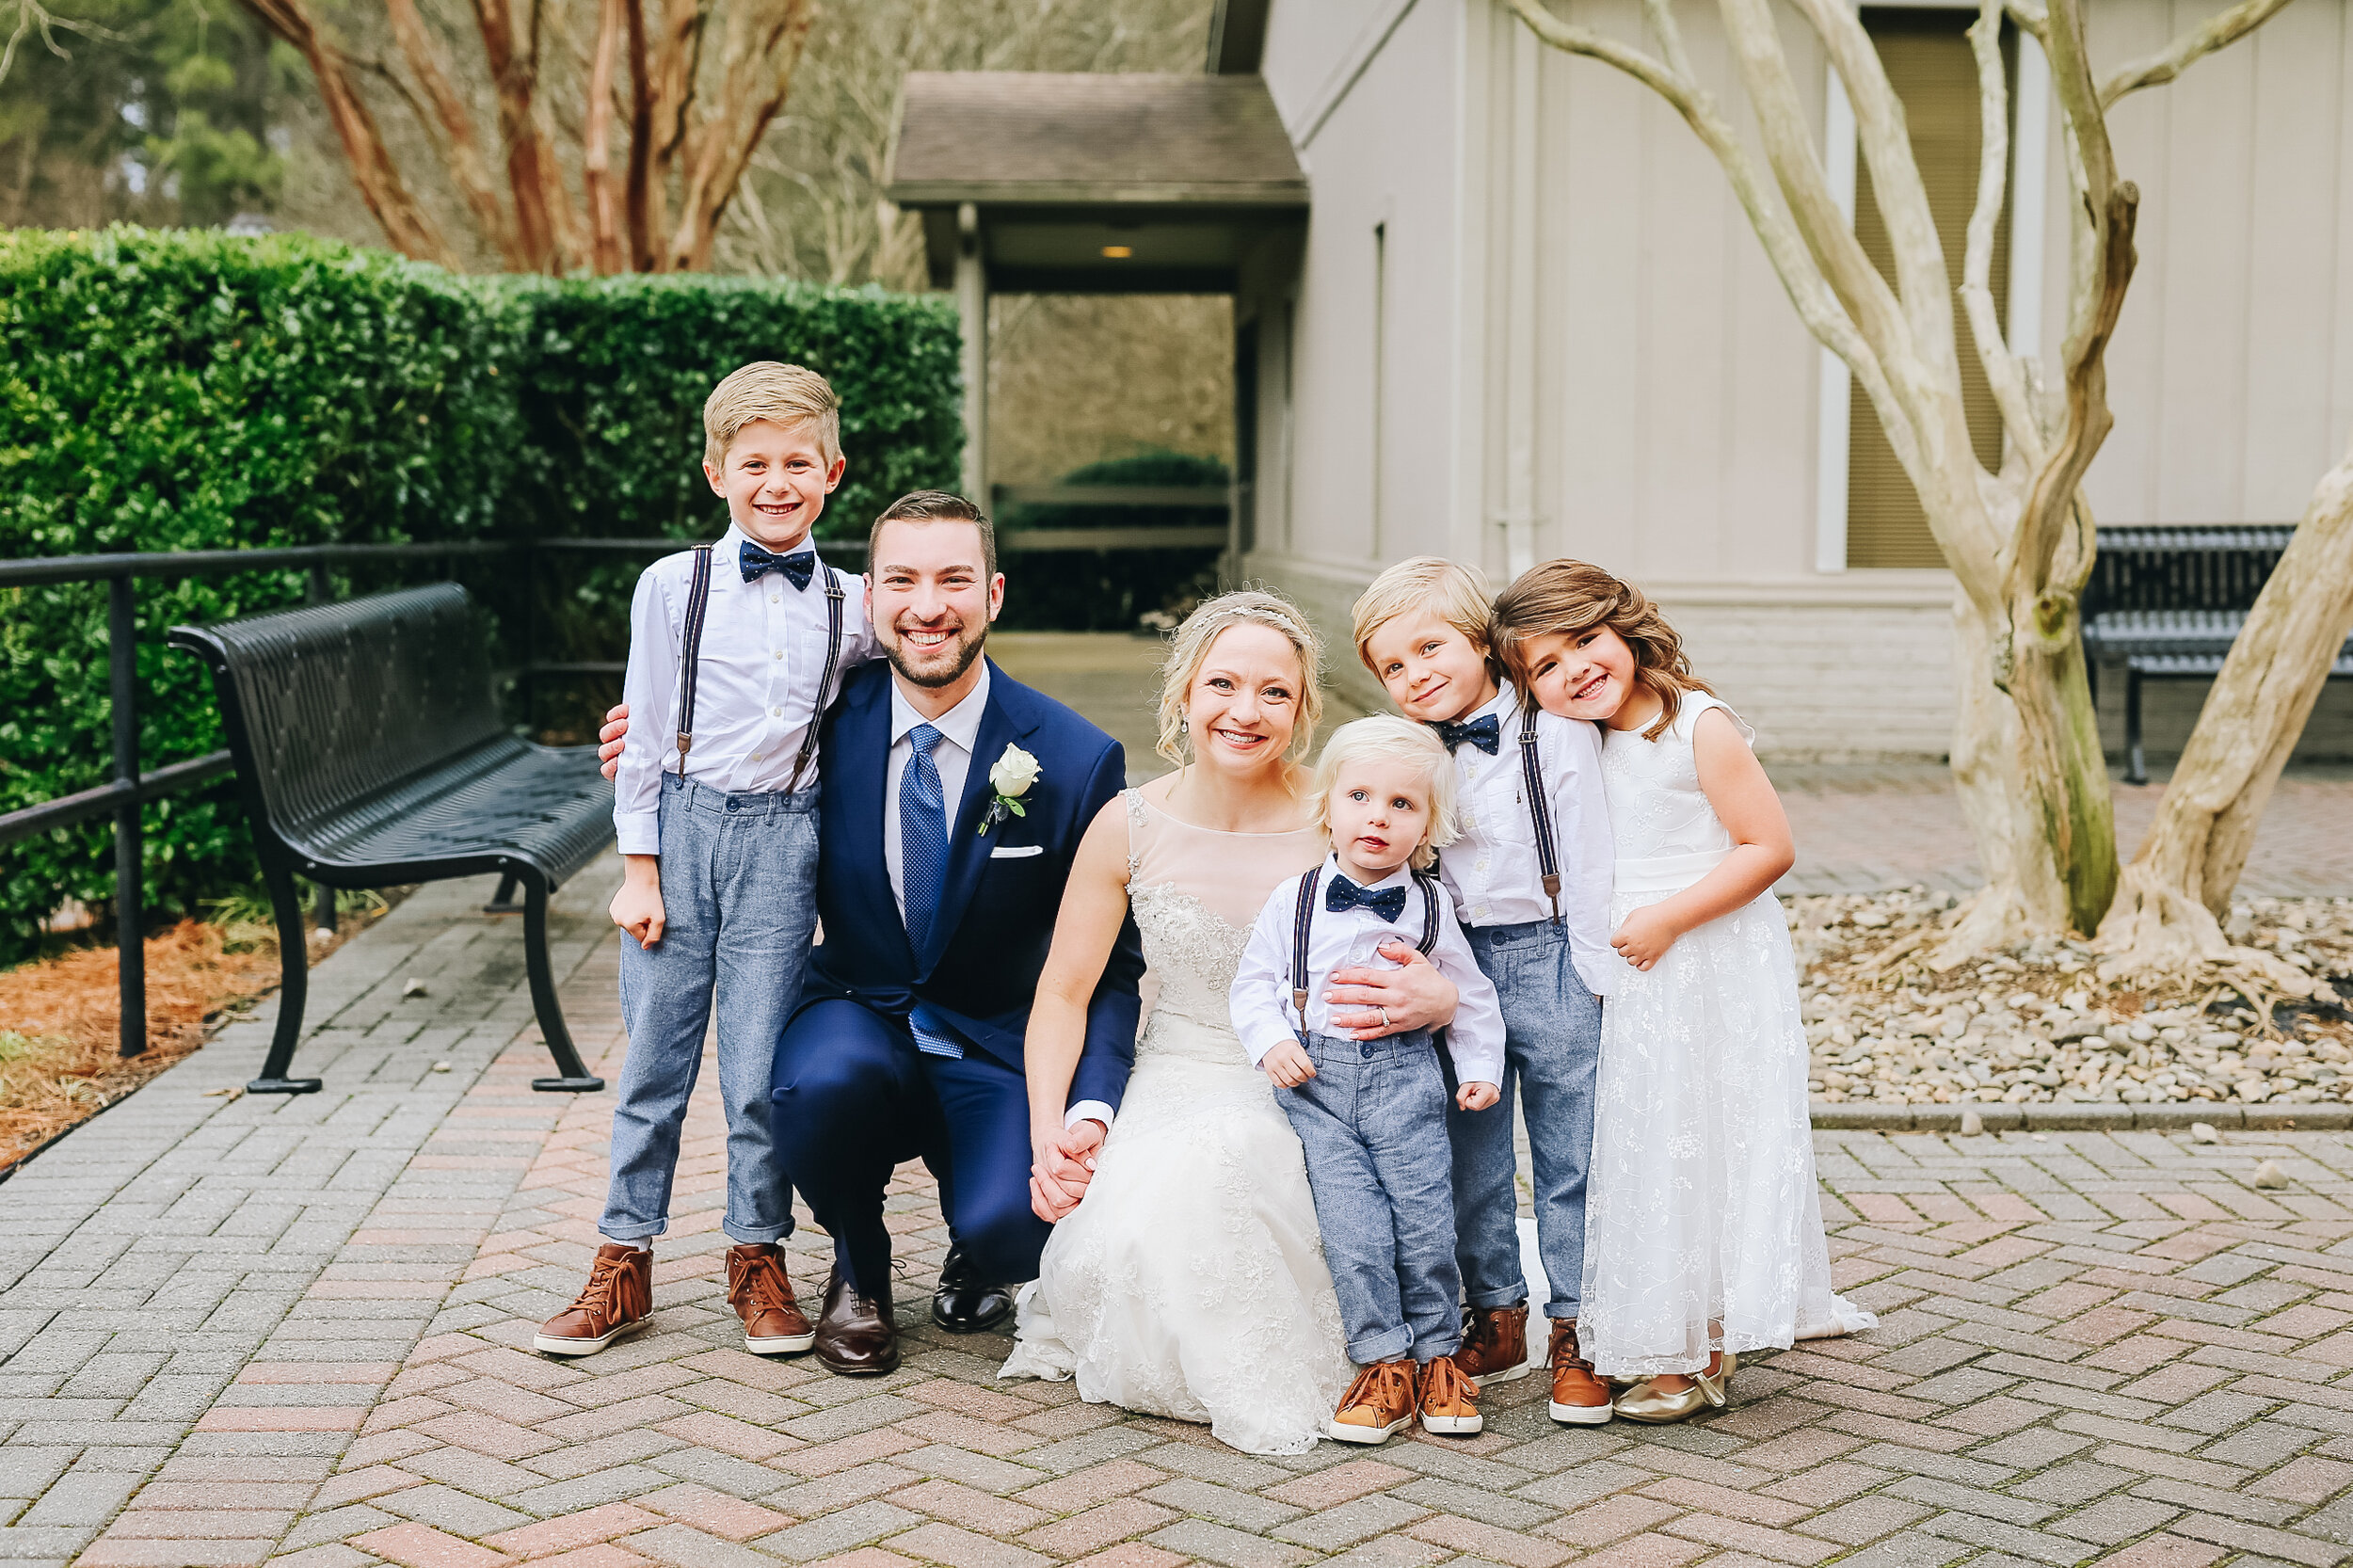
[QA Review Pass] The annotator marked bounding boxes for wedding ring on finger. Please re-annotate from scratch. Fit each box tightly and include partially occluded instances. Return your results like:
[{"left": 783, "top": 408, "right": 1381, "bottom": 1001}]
[{"left": 1378, "top": 1007, "right": 1391, "bottom": 1031}]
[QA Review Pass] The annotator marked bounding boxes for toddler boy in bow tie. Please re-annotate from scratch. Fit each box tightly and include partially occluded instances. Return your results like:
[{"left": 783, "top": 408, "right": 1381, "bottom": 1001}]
[
  {"left": 537, "top": 362, "right": 878, "bottom": 1363},
  {"left": 1351, "top": 557, "right": 1617, "bottom": 1425},
  {"left": 1231, "top": 716, "right": 1504, "bottom": 1445}
]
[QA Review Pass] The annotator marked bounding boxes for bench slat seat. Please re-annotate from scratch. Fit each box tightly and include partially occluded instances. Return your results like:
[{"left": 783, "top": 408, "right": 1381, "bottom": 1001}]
[
  {"left": 170, "top": 584, "right": 612, "bottom": 1095},
  {"left": 2079, "top": 539, "right": 2353, "bottom": 783}
]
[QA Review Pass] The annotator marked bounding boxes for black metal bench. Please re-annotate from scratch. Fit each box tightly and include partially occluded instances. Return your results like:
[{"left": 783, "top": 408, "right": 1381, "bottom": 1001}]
[
  {"left": 2081, "top": 526, "right": 2353, "bottom": 785},
  {"left": 170, "top": 584, "right": 614, "bottom": 1096}
]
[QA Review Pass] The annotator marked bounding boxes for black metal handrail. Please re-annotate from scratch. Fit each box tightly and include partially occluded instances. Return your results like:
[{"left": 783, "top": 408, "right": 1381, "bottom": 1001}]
[{"left": 1, "top": 522, "right": 1224, "bottom": 1061}]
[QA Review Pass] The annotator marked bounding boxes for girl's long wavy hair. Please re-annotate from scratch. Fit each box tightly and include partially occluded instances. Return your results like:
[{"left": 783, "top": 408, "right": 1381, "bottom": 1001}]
[
  {"left": 1490, "top": 560, "right": 1713, "bottom": 741},
  {"left": 1156, "top": 589, "right": 1326, "bottom": 766}
]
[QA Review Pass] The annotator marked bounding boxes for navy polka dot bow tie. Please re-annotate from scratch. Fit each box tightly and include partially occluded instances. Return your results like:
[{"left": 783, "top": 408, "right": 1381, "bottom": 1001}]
[
  {"left": 740, "top": 540, "right": 816, "bottom": 589},
  {"left": 1325, "top": 874, "right": 1408, "bottom": 922},
  {"left": 1433, "top": 712, "right": 1501, "bottom": 755}
]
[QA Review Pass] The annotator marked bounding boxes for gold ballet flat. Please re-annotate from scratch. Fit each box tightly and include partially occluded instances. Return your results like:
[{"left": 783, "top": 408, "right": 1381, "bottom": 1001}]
[{"left": 1612, "top": 1352, "right": 1737, "bottom": 1424}]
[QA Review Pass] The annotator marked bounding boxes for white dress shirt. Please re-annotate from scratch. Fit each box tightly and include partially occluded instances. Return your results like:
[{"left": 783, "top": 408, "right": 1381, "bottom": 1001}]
[
  {"left": 883, "top": 664, "right": 1112, "bottom": 1132},
  {"left": 1231, "top": 856, "right": 1506, "bottom": 1088},
  {"left": 1437, "top": 680, "right": 1618, "bottom": 997},
  {"left": 613, "top": 523, "right": 877, "bottom": 856}
]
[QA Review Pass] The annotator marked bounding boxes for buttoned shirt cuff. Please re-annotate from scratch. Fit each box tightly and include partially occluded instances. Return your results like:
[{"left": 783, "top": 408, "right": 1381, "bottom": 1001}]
[
  {"left": 615, "top": 814, "right": 661, "bottom": 856},
  {"left": 1064, "top": 1100, "right": 1114, "bottom": 1133}
]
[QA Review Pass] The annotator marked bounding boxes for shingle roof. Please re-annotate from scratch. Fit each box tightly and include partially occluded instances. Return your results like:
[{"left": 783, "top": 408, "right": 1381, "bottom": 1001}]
[{"left": 888, "top": 72, "right": 1306, "bottom": 208}]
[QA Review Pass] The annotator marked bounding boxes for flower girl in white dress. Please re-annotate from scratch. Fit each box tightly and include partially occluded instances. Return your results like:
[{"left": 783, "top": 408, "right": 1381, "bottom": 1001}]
[{"left": 1491, "top": 560, "right": 1874, "bottom": 1422}]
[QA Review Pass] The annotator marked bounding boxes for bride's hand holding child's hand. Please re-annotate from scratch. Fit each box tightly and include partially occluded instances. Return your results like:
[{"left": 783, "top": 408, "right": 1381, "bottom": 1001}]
[
  {"left": 1456, "top": 1080, "right": 1500, "bottom": 1112},
  {"left": 1611, "top": 906, "right": 1682, "bottom": 971},
  {"left": 1260, "top": 1039, "right": 1316, "bottom": 1089}
]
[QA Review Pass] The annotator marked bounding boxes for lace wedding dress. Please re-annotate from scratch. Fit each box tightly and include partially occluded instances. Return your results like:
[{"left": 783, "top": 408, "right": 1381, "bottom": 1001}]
[
  {"left": 1000, "top": 792, "right": 1350, "bottom": 1453},
  {"left": 1580, "top": 695, "right": 1876, "bottom": 1377}
]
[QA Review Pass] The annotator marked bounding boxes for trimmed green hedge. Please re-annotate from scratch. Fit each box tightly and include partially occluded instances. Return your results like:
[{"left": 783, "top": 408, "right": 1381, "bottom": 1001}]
[{"left": 0, "top": 228, "right": 962, "bottom": 964}]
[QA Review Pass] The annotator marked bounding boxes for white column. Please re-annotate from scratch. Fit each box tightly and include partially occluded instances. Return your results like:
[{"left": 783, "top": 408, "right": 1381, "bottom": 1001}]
[{"left": 955, "top": 201, "right": 988, "bottom": 504}]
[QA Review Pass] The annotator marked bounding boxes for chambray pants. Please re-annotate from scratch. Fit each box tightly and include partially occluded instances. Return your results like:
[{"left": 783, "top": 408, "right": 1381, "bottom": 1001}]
[
  {"left": 604, "top": 774, "right": 818, "bottom": 1245},
  {"left": 1278, "top": 1030, "right": 1463, "bottom": 1366},
  {"left": 1449, "top": 920, "right": 1604, "bottom": 1319}
]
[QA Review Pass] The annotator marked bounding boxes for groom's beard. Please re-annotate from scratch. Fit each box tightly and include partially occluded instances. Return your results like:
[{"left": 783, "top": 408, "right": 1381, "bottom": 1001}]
[{"left": 885, "top": 616, "right": 987, "bottom": 689}]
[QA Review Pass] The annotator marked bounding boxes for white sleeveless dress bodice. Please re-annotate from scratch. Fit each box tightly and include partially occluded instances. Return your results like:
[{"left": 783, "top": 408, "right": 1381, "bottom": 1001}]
[
  {"left": 999, "top": 792, "right": 1350, "bottom": 1453},
  {"left": 1581, "top": 696, "right": 1876, "bottom": 1375}
]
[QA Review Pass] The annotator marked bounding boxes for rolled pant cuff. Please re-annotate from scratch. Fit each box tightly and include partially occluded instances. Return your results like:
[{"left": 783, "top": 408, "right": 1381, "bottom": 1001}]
[
  {"left": 1348, "top": 1327, "right": 1414, "bottom": 1366},
  {"left": 722, "top": 1223, "right": 793, "bottom": 1245},
  {"left": 1465, "top": 1283, "right": 1531, "bottom": 1310},
  {"left": 1414, "top": 1336, "right": 1464, "bottom": 1364},
  {"left": 1545, "top": 1304, "right": 1582, "bottom": 1320},
  {"left": 599, "top": 1220, "right": 665, "bottom": 1241}
]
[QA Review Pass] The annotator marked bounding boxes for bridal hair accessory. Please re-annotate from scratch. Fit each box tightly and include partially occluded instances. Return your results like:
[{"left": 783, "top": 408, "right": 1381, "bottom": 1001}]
[{"left": 980, "top": 744, "right": 1040, "bottom": 833}]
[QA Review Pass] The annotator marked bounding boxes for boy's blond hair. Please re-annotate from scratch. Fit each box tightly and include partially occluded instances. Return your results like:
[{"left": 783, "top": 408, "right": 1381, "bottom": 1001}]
[
  {"left": 703, "top": 361, "right": 840, "bottom": 468},
  {"left": 1310, "top": 715, "right": 1460, "bottom": 872},
  {"left": 1350, "top": 556, "right": 1498, "bottom": 679}
]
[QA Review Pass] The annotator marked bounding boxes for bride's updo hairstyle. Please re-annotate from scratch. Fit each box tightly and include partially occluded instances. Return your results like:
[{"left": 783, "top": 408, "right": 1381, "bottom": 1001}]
[
  {"left": 1156, "top": 590, "right": 1326, "bottom": 766},
  {"left": 1490, "top": 558, "right": 1712, "bottom": 742}
]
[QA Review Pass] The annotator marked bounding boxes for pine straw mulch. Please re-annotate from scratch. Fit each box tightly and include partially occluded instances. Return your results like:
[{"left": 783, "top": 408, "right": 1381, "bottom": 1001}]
[{"left": 0, "top": 897, "right": 403, "bottom": 1176}]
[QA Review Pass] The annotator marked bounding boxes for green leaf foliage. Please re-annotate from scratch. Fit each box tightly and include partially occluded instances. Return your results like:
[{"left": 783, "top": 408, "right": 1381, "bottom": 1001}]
[{"left": 0, "top": 227, "right": 962, "bottom": 965}]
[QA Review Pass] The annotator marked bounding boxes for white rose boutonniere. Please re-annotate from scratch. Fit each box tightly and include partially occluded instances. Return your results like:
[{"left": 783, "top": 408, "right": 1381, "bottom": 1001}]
[{"left": 981, "top": 744, "right": 1041, "bottom": 834}]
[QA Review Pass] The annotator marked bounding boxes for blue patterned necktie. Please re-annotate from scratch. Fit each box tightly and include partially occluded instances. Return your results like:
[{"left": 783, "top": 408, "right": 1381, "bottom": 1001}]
[
  {"left": 899, "top": 723, "right": 962, "bottom": 1058},
  {"left": 1326, "top": 874, "right": 1409, "bottom": 922},
  {"left": 1433, "top": 712, "right": 1501, "bottom": 755},
  {"left": 741, "top": 540, "right": 815, "bottom": 589}
]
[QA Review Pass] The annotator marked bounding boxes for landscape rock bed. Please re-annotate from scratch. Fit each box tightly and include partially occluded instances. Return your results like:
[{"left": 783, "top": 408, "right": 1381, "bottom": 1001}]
[{"left": 1793, "top": 888, "right": 2353, "bottom": 1107}]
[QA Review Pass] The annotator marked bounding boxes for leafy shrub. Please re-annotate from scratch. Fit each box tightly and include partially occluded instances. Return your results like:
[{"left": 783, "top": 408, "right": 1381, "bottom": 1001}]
[{"left": 0, "top": 228, "right": 962, "bottom": 964}]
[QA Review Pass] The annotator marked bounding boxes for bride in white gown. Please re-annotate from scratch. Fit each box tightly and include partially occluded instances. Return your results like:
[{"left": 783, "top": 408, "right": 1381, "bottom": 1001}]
[{"left": 1000, "top": 592, "right": 1464, "bottom": 1453}]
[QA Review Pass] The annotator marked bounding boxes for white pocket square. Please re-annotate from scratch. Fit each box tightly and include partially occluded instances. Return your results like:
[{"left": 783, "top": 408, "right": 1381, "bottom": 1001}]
[{"left": 988, "top": 844, "right": 1045, "bottom": 858}]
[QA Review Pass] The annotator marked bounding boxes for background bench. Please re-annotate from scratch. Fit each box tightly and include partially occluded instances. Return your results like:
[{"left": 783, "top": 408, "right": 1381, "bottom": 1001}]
[
  {"left": 171, "top": 584, "right": 614, "bottom": 1095},
  {"left": 2081, "top": 525, "right": 2353, "bottom": 785}
]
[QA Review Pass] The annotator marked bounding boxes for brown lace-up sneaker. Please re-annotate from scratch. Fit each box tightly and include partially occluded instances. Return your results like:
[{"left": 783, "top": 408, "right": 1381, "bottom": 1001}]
[
  {"left": 1417, "top": 1352, "right": 1485, "bottom": 1435},
  {"left": 535, "top": 1242, "right": 652, "bottom": 1356},
  {"left": 1455, "top": 1301, "right": 1531, "bottom": 1384},
  {"left": 1326, "top": 1358, "right": 1418, "bottom": 1444},
  {"left": 726, "top": 1242, "right": 815, "bottom": 1355},
  {"left": 1547, "top": 1318, "right": 1613, "bottom": 1425}
]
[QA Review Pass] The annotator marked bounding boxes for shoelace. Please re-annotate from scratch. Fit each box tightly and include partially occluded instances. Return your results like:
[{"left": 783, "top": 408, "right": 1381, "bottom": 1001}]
[
  {"left": 1550, "top": 1322, "right": 1594, "bottom": 1374},
  {"left": 733, "top": 1254, "right": 795, "bottom": 1313},
  {"left": 568, "top": 1256, "right": 624, "bottom": 1316},
  {"left": 1422, "top": 1355, "right": 1478, "bottom": 1410},
  {"left": 1341, "top": 1359, "right": 1417, "bottom": 1417}
]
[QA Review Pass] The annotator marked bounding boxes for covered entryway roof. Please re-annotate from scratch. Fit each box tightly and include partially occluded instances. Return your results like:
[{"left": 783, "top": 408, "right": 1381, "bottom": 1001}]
[
  {"left": 885, "top": 59, "right": 1306, "bottom": 535},
  {"left": 889, "top": 72, "right": 1305, "bottom": 294}
]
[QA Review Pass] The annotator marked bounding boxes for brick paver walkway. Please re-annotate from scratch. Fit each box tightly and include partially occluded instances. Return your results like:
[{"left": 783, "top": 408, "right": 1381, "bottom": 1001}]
[
  {"left": 8, "top": 635, "right": 2353, "bottom": 1568},
  {"left": 0, "top": 872, "right": 2345, "bottom": 1568}
]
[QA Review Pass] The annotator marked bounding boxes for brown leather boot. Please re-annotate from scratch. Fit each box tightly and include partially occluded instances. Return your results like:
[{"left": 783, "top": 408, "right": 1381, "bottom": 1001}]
[
  {"left": 726, "top": 1242, "right": 815, "bottom": 1356},
  {"left": 1325, "top": 1358, "right": 1417, "bottom": 1445},
  {"left": 1547, "top": 1318, "right": 1613, "bottom": 1426},
  {"left": 1455, "top": 1300, "right": 1531, "bottom": 1385},
  {"left": 812, "top": 1264, "right": 898, "bottom": 1376},
  {"left": 1417, "top": 1352, "right": 1485, "bottom": 1435},
  {"left": 535, "top": 1242, "right": 652, "bottom": 1356}
]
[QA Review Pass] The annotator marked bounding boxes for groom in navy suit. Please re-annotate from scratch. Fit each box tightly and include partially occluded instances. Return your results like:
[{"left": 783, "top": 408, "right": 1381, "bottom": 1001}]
[{"left": 779, "top": 490, "right": 1144, "bottom": 1374}]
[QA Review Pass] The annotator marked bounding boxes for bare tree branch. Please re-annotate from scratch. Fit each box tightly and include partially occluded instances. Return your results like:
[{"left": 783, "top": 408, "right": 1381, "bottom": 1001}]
[
  {"left": 1962, "top": 0, "right": 2045, "bottom": 469},
  {"left": 384, "top": 0, "right": 519, "bottom": 265},
  {"left": 0, "top": 0, "right": 117, "bottom": 85},
  {"left": 2100, "top": 0, "right": 2296, "bottom": 105}
]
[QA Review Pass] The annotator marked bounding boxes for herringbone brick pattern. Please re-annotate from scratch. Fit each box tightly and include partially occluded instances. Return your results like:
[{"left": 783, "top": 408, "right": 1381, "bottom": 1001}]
[{"left": 64, "top": 901, "right": 2353, "bottom": 1568}]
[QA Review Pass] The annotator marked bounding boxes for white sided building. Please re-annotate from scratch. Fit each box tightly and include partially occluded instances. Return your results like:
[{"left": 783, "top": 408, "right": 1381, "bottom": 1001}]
[{"left": 888, "top": 0, "right": 2353, "bottom": 760}]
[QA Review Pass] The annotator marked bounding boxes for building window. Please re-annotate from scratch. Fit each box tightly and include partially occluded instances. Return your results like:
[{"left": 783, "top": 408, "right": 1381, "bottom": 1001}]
[{"left": 1846, "top": 8, "right": 2013, "bottom": 568}]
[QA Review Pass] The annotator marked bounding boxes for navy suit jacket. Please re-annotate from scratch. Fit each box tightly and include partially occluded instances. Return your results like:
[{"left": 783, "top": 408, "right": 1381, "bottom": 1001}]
[{"left": 793, "top": 659, "right": 1145, "bottom": 1112}]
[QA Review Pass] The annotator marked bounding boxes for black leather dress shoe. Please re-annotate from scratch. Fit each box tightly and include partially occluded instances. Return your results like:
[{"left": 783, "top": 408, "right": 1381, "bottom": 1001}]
[
  {"left": 931, "top": 1244, "right": 1016, "bottom": 1334},
  {"left": 814, "top": 1265, "right": 898, "bottom": 1376}
]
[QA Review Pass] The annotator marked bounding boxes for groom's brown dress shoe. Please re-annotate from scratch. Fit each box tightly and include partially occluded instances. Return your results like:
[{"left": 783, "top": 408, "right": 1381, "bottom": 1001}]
[
  {"left": 931, "top": 1243, "right": 1016, "bottom": 1335},
  {"left": 814, "top": 1264, "right": 899, "bottom": 1376}
]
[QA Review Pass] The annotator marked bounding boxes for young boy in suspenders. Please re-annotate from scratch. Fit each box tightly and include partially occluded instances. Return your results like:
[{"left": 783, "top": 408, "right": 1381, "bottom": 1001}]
[
  {"left": 537, "top": 362, "right": 876, "bottom": 1359},
  {"left": 1231, "top": 717, "right": 1505, "bottom": 1444},
  {"left": 1353, "top": 558, "right": 1619, "bottom": 1425}
]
